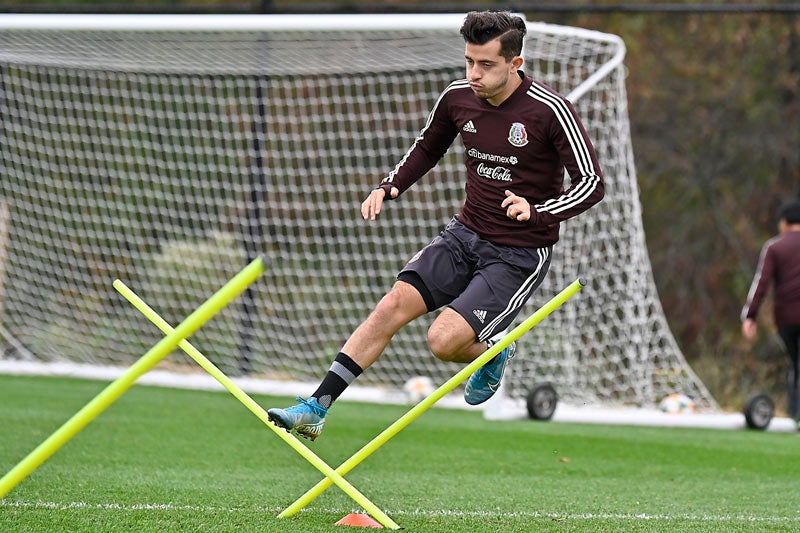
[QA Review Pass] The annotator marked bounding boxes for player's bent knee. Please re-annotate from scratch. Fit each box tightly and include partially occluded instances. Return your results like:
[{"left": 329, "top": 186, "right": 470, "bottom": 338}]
[
  {"left": 427, "top": 334, "right": 450, "bottom": 361},
  {"left": 373, "top": 283, "right": 426, "bottom": 326},
  {"left": 427, "top": 328, "right": 466, "bottom": 362},
  {"left": 427, "top": 309, "right": 477, "bottom": 362}
]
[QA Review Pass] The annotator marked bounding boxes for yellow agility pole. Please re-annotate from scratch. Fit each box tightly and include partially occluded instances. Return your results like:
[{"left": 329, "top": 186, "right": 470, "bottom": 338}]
[
  {"left": 280, "top": 277, "right": 586, "bottom": 519},
  {"left": 113, "top": 280, "right": 401, "bottom": 530},
  {"left": 0, "top": 256, "right": 268, "bottom": 500}
]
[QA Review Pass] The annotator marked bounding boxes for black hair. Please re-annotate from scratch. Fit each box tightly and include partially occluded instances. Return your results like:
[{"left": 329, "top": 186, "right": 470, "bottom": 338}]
[
  {"left": 460, "top": 11, "right": 526, "bottom": 62},
  {"left": 779, "top": 199, "right": 800, "bottom": 224}
]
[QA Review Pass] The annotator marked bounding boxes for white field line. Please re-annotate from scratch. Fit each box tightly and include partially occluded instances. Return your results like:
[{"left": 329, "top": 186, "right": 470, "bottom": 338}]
[{"left": 1, "top": 499, "right": 799, "bottom": 524}]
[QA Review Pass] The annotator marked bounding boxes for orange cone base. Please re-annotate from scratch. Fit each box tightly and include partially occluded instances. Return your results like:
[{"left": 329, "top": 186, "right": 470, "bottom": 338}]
[{"left": 335, "top": 513, "right": 384, "bottom": 528}]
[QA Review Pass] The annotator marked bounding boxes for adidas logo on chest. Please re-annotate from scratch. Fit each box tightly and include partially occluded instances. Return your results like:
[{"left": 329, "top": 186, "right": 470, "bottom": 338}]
[{"left": 462, "top": 120, "right": 477, "bottom": 133}]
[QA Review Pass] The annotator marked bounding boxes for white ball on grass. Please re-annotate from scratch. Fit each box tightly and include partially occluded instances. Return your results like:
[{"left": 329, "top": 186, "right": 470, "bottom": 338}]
[
  {"left": 659, "top": 393, "right": 695, "bottom": 414},
  {"left": 402, "top": 375, "right": 435, "bottom": 404}
]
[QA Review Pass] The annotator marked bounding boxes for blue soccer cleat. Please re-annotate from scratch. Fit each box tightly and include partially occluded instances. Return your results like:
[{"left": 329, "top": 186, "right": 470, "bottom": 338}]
[
  {"left": 464, "top": 341, "right": 516, "bottom": 405},
  {"left": 267, "top": 397, "right": 328, "bottom": 441}
]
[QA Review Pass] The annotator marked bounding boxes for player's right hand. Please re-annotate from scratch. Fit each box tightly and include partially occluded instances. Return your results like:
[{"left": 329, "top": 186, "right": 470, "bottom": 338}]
[
  {"left": 361, "top": 186, "right": 398, "bottom": 220},
  {"left": 742, "top": 318, "right": 758, "bottom": 340}
]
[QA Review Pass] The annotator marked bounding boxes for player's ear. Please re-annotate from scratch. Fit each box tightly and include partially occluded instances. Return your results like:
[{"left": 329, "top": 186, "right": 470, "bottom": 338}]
[{"left": 511, "top": 56, "right": 524, "bottom": 71}]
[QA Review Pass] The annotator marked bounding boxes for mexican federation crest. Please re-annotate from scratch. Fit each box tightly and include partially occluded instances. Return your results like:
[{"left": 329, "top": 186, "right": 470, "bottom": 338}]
[{"left": 507, "top": 122, "right": 528, "bottom": 147}]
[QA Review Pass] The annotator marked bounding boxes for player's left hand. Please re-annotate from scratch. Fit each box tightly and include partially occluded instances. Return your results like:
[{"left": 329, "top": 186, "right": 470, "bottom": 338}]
[
  {"left": 501, "top": 190, "right": 531, "bottom": 222},
  {"left": 742, "top": 318, "right": 758, "bottom": 340}
]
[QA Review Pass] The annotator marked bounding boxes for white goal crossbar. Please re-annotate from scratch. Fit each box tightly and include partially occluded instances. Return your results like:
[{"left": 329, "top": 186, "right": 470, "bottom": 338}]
[{"left": 0, "top": 13, "right": 470, "bottom": 31}]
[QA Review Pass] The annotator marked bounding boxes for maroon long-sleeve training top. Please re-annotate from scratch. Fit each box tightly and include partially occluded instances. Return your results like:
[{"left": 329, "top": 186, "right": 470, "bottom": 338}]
[
  {"left": 379, "top": 72, "right": 604, "bottom": 248},
  {"left": 742, "top": 230, "right": 800, "bottom": 326}
]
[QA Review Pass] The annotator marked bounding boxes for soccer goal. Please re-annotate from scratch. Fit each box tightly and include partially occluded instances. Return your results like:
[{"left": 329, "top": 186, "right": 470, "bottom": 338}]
[{"left": 0, "top": 14, "right": 717, "bottom": 412}]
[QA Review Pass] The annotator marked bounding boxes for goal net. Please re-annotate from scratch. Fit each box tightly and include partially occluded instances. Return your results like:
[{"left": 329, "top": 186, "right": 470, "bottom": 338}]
[{"left": 0, "top": 14, "right": 717, "bottom": 412}]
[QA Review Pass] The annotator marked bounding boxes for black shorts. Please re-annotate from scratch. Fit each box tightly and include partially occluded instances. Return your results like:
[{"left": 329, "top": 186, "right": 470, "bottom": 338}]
[{"left": 398, "top": 217, "right": 552, "bottom": 342}]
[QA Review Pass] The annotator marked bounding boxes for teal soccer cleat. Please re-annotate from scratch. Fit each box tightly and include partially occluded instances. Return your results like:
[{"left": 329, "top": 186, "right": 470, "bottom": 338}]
[
  {"left": 464, "top": 341, "right": 516, "bottom": 405},
  {"left": 267, "top": 397, "right": 328, "bottom": 441}
]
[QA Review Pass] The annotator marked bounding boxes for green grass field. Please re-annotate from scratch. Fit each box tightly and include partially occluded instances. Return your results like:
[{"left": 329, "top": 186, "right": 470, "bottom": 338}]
[{"left": 1, "top": 374, "right": 799, "bottom": 532}]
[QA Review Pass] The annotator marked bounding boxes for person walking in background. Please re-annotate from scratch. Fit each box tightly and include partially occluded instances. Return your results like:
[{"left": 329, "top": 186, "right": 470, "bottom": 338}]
[
  {"left": 267, "top": 10, "right": 604, "bottom": 440},
  {"left": 742, "top": 199, "right": 800, "bottom": 427}
]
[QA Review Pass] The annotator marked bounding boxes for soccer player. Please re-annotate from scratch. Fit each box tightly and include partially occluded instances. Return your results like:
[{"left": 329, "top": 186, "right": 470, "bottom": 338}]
[
  {"left": 268, "top": 10, "right": 605, "bottom": 440},
  {"left": 741, "top": 199, "right": 800, "bottom": 427}
]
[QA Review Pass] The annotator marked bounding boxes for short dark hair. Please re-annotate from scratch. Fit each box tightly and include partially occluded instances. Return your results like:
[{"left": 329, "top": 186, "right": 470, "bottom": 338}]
[
  {"left": 779, "top": 199, "right": 800, "bottom": 224},
  {"left": 460, "top": 11, "right": 527, "bottom": 62}
]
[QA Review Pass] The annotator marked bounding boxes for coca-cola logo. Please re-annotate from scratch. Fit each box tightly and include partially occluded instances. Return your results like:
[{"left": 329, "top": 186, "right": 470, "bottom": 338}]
[{"left": 476, "top": 162, "right": 512, "bottom": 182}]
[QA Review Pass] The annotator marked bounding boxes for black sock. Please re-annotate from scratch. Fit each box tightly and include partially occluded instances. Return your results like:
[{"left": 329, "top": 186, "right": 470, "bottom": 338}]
[
  {"left": 485, "top": 340, "right": 498, "bottom": 365},
  {"left": 312, "top": 352, "right": 363, "bottom": 409}
]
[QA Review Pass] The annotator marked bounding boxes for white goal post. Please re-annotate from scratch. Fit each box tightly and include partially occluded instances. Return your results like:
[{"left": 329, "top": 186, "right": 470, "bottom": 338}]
[{"left": 0, "top": 14, "right": 717, "bottom": 412}]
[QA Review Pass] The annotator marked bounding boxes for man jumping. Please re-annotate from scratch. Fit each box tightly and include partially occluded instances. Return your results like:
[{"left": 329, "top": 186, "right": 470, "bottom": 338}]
[{"left": 268, "top": 10, "right": 604, "bottom": 440}]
